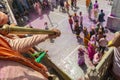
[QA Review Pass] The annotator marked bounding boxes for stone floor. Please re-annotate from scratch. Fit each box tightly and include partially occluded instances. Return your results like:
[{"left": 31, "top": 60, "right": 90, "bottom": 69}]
[{"left": 24, "top": 0, "right": 114, "bottom": 79}]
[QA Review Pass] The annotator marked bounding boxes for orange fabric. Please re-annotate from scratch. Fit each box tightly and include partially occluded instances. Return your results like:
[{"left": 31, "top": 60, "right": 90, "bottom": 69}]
[
  {"left": 84, "top": 33, "right": 90, "bottom": 46},
  {"left": 0, "top": 36, "right": 48, "bottom": 78},
  {"left": 86, "top": 0, "right": 91, "bottom": 8}
]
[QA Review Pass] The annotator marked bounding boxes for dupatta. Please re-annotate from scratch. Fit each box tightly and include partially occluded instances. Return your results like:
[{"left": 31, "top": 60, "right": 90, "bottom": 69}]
[{"left": 0, "top": 36, "right": 48, "bottom": 78}]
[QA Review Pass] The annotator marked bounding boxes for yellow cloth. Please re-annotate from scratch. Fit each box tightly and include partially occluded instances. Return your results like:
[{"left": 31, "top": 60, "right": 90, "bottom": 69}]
[
  {"left": 108, "top": 40, "right": 113, "bottom": 47},
  {"left": 84, "top": 33, "right": 90, "bottom": 46},
  {"left": 94, "top": 9, "right": 98, "bottom": 18}
]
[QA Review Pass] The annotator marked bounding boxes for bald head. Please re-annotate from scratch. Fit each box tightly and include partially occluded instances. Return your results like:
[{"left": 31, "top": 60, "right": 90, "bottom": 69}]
[{"left": 0, "top": 12, "right": 8, "bottom": 26}]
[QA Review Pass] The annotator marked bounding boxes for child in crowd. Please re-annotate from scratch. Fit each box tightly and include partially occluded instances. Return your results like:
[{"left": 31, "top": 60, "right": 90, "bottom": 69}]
[
  {"left": 93, "top": 51, "right": 102, "bottom": 65},
  {"left": 78, "top": 48, "right": 85, "bottom": 66},
  {"left": 79, "top": 12, "right": 83, "bottom": 30},
  {"left": 68, "top": 15, "right": 74, "bottom": 33},
  {"left": 44, "top": 22, "right": 48, "bottom": 30}
]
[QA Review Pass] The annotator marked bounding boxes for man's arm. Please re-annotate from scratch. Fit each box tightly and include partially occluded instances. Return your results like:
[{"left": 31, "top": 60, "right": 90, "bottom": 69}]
[
  {"left": 8, "top": 35, "right": 49, "bottom": 53},
  {"left": 0, "top": 11, "right": 61, "bottom": 53},
  {"left": 8, "top": 28, "right": 61, "bottom": 53}
]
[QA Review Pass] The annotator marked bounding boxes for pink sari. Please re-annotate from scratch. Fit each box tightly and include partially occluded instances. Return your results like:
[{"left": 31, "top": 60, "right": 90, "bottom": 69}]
[{"left": 87, "top": 41, "right": 96, "bottom": 60}]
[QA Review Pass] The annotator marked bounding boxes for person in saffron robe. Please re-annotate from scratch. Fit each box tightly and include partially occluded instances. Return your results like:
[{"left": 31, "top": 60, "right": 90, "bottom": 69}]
[
  {"left": 86, "top": 0, "right": 91, "bottom": 8},
  {"left": 83, "top": 27, "right": 90, "bottom": 47},
  {"left": 0, "top": 11, "right": 61, "bottom": 80}
]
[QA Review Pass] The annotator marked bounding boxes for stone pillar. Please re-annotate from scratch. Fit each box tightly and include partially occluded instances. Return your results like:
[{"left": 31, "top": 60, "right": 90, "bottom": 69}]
[{"left": 107, "top": 0, "right": 120, "bottom": 31}]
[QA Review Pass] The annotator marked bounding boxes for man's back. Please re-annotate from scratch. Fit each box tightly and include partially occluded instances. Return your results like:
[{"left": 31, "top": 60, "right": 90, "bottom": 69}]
[{"left": 98, "top": 12, "right": 105, "bottom": 22}]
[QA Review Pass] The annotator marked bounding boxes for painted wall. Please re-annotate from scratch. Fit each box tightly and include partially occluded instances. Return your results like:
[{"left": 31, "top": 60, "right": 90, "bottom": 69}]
[{"left": 111, "top": 0, "right": 120, "bottom": 18}]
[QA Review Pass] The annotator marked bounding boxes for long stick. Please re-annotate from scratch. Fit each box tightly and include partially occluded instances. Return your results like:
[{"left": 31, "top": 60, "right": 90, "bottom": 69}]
[{"left": 1, "top": 24, "right": 55, "bottom": 35}]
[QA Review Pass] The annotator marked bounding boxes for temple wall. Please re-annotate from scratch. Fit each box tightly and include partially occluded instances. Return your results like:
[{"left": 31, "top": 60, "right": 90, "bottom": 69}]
[
  {"left": 111, "top": 0, "right": 120, "bottom": 18},
  {"left": 107, "top": 0, "right": 120, "bottom": 31}
]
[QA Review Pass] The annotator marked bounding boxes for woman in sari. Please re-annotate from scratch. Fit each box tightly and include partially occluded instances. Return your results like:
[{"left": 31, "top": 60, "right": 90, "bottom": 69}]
[{"left": 87, "top": 36, "right": 96, "bottom": 60}]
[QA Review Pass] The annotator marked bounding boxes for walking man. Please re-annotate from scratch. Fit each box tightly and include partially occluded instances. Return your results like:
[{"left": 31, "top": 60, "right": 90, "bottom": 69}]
[
  {"left": 88, "top": 1, "right": 93, "bottom": 19},
  {"left": 79, "top": 12, "right": 83, "bottom": 30},
  {"left": 98, "top": 10, "right": 105, "bottom": 27},
  {"left": 68, "top": 15, "right": 74, "bottom": 33},
  {"left": 94, "top": 0, "right": 99, "bottom": 22}
]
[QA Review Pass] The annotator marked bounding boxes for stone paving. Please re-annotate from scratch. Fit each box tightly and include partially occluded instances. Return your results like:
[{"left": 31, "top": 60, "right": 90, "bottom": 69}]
[{"left": 26, "top": 0, "right": 114, "bottom": 79}]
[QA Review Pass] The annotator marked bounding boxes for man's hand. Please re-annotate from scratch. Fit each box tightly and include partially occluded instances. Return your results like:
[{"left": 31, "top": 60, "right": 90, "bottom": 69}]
[{"left": 48, "top": 29, "right": 61, "bottom": 38}]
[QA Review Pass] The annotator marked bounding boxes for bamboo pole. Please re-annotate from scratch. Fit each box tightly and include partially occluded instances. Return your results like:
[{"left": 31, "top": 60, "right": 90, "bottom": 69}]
[{"left": 1, "top": 24, "right": 55, "bottom": 35}]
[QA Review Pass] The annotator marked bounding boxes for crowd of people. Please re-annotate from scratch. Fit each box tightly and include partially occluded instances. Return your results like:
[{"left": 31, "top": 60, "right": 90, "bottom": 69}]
[
  {"left": 37, "top": 0, "right": 110, "bottom": 67},
  {"left": 8, "top": 0, "right": 113, "bottom": 26},
  {"left": 67, "top": 0, "right": 109, "bottom": 66},
  {"left": 1, "top": 0, "right": 120, "bottom": 80}
]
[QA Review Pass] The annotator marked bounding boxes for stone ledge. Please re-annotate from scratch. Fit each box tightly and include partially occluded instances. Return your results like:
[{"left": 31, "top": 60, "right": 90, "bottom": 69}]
[{"left": 107, "top": 15, "right": 120, "bottom": 31}]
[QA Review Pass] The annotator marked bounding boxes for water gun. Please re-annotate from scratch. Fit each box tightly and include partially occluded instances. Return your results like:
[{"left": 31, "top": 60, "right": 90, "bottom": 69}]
[{"left": 31, "top": 50, "right": 48, "bottom": 63}]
